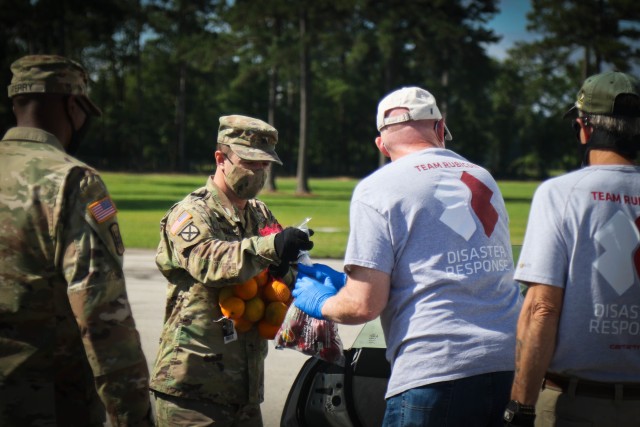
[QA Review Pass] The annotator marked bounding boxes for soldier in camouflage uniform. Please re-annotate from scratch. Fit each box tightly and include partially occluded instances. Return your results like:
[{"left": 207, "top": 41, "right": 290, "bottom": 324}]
[
  {"left": 0, "top": 55, "right": 153, "bottom": 426},
  {"left": 150, "top": 115, "right": 314, "bottom": 426}
]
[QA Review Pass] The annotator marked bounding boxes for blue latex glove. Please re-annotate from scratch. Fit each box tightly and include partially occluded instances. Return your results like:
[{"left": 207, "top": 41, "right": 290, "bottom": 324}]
[
  {"left": 292, "top": 275, "right": 338, "bottom": 319},
  {"left": 297, "top": 263, "right": 347, "bottom": 292}
]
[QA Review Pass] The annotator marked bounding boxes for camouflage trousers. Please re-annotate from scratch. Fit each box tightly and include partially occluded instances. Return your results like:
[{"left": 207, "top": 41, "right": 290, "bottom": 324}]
[{"left": 153, "top": 391, "right": 263, "bottom": 427}]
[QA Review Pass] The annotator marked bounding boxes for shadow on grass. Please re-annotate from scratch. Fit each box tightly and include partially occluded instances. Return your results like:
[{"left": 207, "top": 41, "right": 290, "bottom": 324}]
[
  {"left": 116, "top": 199, "right": 176, "bottom": 211},
  {"left": 503, "top": 197, "right": 533, "bottom": 203}
]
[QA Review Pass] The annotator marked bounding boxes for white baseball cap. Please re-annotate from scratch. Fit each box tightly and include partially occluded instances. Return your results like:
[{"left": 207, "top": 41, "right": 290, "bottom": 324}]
[{"left": 376, "top": 86, "right": 452, "bottom": 140}]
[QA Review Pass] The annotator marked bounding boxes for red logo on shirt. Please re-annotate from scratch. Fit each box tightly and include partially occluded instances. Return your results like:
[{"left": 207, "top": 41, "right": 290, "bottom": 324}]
[
  {"left": 460, "top": 171, "right": 498, "bottom": 237},
  {"left": 635, "top": 217, "right": 640, "bottom": 280}
]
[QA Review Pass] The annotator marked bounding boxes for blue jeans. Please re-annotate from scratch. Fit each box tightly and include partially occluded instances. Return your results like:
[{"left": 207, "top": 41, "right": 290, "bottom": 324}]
[{"left": 382, "top": 371, "right": 514, "bottom": 427}]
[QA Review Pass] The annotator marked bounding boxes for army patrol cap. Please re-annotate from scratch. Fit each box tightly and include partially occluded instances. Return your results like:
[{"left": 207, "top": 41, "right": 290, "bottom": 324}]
[
  {"left": 564, "top": 71, "right": 640, "bottom": 118},
  {"left": 218, "top": 115, "right": 282, "bottom": 165},
  {"left": 8, "top": 54, "right": 102, "bottom": 117}
]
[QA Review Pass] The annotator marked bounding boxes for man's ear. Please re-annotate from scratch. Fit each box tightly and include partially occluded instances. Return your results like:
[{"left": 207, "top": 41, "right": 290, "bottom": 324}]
[
  {"left": 436, "top": 119, "right": 446, "bottom": 144},
  {"left": 65, "top": 95, "right": 86, "bottom": 129},
  {"left": 579, "top": 118, "right": 593, "bottom": 144},
  {"left": 375, "top": 136, "right": 390, "bottom": 158},
  {"left": 66, "top": 95, "right": 79, "bottom": 114},
  {"left": 214, "top": 151, "right": 224, "bottom": 166}
]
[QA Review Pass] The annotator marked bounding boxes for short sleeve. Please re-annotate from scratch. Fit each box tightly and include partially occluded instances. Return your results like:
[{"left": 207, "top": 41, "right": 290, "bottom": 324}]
[{"left": 514, "top": 181, "right": 568, "bottom": 288}]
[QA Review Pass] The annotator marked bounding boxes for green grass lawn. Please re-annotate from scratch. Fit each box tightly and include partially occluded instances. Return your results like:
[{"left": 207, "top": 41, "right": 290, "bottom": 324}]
[{"left": 102, "top": 172, "right": 538, "bottom": 258}]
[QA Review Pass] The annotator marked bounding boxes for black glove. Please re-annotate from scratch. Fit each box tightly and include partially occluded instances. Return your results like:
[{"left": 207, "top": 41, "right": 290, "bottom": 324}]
[{"left": 270, "top": 227, "right": 314, "bottom": 277}]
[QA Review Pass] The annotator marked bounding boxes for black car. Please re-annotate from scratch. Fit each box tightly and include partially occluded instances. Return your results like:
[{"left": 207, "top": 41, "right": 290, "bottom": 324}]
[{"left": 281, "top": 318, "right": 389, "bottom": 427}]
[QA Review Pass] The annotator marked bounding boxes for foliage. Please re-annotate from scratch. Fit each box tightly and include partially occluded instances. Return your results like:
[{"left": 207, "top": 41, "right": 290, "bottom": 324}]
[{"left": 1, "top": 1, "right": 639, "bottom": 179}]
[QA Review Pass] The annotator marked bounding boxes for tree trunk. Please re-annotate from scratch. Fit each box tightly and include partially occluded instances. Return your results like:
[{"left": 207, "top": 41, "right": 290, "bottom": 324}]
[
  {"left": 378, "top": 59, "right": 393, "bottom": 169},
  {"left": 582, "top": 44, "right": 591, "bottom": 82},
  {"left": 440, "top": 69, "right": 449, "bottom": 117},
  {"left": 296, "top": 6, "right": 310, "bottom": 194},
  {"left": 174, "top": 62, "right": 187, "bottom": 171},
  {"left": 594, "top": 0, "right": 604, "bottom": 73},
  {"left": 265, "top": 65, "right": 278, "bottom": 192},
  {"left": 135, "top": 0, "right": 143, "bottom": 171}
]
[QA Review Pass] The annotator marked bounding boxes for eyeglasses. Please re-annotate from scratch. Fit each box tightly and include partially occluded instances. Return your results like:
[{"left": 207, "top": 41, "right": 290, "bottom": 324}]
[
  {"left": 222, "top": 152, "right": 235, "bottom": 165},
  {"left": 572, "top": 120, "right": 580, "bottom": 134},
  {"left": 571, "top": 116, "right": 592, "bottom": 143},
  {"left": 572, "top": 116, "right": 590, "bottom": 133}
]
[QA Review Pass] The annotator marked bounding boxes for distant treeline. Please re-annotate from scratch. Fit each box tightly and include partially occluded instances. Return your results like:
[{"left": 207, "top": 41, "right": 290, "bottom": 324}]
[{"left": 1, "top": 0, "right": 638, "bottom": 186}]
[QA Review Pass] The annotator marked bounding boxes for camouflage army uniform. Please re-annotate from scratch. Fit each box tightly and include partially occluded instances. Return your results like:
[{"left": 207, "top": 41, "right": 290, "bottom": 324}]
[
  {"left": 150, "top": 175, "right": 289, "bottom": 424},
  {"left": 0, "top": 128, "right": 153, "bottom": 426}
]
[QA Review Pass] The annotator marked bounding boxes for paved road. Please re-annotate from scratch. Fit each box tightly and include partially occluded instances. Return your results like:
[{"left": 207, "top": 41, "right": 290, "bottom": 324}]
[{"left": 124, "top": 249, "right": 362, "bottom": 427}]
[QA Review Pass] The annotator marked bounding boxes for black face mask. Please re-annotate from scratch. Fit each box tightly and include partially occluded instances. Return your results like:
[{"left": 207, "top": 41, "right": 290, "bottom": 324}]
[{"left": 64, "top": 97, "right": 93, "bottom": 155}]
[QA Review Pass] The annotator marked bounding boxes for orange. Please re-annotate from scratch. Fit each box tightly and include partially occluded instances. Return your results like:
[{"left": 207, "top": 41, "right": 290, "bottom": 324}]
[
  {"left": 219, "top": 296, "right": 245, "bottom": 320},
  {"left": 218, "top": 286, "right": 234, "bottom": 303},
  {"left": 254, "top": 269, "right": 270, "bottom": 287},
  {"left": 233, "top": 278, "right": 258, "bottom": 300},
  {"left": 262, "top": 280, "right": 291, "bottom": 303},
  {"left": 257, "top": 319, "right": 280, "bottom": 340},
  {"left": 264, "top": 301, "right": 289, "bottom": 326},
  {"left": 279, "top": 327, "right": 296, "bottom": 343},
  {"left": 233, "top": 317, "right": 254, "bottom": 333},
  {"left": 243, "top": 296, "right": 265, "bottom": 322},
  {"left": 256, "top": 284, "right": 265, "bottom": 300}
]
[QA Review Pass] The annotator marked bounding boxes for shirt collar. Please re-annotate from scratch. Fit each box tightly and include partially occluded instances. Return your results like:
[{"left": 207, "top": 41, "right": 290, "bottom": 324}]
[
  {"left": 2, "top": 127, "right": 66, "bottom": 152},
  {"left": 206, "top": 176, "right": 241, "bottom": 223}
]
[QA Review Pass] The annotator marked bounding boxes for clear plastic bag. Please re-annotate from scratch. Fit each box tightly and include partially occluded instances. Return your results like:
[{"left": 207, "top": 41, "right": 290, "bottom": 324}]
[
  {"left": 295, "top": 217, "right": 313, "bottom": 266},
  {"left": 274, "top": 304, "right": 345, "bottom": 366},
  {"left": 274, "top": 217, "right": 345, "bottom": 366}
]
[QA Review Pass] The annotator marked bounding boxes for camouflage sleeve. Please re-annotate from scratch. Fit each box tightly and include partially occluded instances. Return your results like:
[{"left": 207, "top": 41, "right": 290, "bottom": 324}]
[
  {"left": 60, "top": 168, "right": 153, "bottom": 427},
  {"left": 157, "top": 201, "right": 280, "bottom": 286},
  {"left": 253, "top": 200, "right": 296, "bottom": 286}
]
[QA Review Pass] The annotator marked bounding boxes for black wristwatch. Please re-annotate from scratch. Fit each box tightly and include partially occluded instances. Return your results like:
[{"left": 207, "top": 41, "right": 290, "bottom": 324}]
[{"left": 503, "top": 400, "right": 536, "bottom": 425}]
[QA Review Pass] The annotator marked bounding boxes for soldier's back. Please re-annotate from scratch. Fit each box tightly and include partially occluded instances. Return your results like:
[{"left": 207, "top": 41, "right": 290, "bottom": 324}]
[{"left": 0, "top": 129, "right": 106, "bottom": 426}]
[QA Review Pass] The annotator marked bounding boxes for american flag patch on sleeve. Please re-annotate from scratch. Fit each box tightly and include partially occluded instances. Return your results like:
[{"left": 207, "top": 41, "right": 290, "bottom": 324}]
[
  {"left": 170, "top": 211, "right": 193, "bottom": 235},
  {"left": 88, "top": 197, "right": 117, "bottom": 223}
]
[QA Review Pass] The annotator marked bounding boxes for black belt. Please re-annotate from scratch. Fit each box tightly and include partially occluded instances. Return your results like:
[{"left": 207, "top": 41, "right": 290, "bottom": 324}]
[{"left": 544, "top": 373, "right": 640, "bottom": 400}]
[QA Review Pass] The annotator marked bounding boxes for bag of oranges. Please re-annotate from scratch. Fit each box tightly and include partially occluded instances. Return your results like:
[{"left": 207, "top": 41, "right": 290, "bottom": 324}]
[
  {"left": 218, "top": 269, "right": 295, "bottom": 340},
  {"left": 218, "top": 218, "right": 319, "bottom": 340},
  {"left": 274, "top": 304, "right": 345, "bottom": 366}
]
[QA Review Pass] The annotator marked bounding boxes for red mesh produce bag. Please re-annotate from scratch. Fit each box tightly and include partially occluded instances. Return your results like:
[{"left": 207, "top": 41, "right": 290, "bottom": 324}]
[{"left": 274, "top": 304, "right": 345, "bottom": 366}]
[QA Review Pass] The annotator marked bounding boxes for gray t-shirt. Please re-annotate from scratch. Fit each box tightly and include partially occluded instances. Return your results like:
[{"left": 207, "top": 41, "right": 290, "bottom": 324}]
[
  {"left": 344, "top": 148, "right": 522, "bottom": 399},
  {"left": 515, "top": 165, "right": 640, "bottom": 383}
]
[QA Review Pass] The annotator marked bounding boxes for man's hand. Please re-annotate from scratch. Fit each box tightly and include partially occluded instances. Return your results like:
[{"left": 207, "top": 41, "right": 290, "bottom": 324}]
[
  {"left": 270, "top": 227, "right": 314, "bottom": 277},
  {"left": 292, "top": 275, "right": 337, "bottom": 319},
  {"left": 297, "top": 263, "right": 346, "bottom": 292}
]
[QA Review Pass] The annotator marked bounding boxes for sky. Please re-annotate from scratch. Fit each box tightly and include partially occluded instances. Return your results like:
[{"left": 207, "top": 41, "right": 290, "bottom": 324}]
[{"left": 486, "top": 0, "right": 535, "bottom": 60}]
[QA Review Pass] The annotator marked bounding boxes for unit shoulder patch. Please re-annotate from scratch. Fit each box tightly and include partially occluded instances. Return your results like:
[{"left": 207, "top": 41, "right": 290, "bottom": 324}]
[
  {"left": 179, "top": 224, "right": 200, "bottom": 242},
  {"left": 110, "top": 223, "right": 125, "bottom": 255}
]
